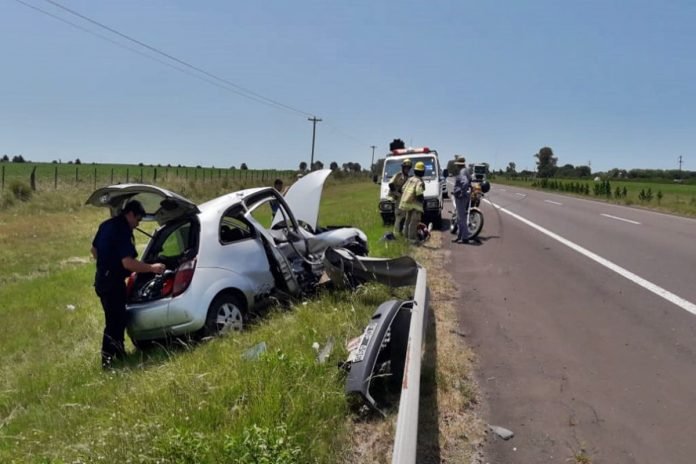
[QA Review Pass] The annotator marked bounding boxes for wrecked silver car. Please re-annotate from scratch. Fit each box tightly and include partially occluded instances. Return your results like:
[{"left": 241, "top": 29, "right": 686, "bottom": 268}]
[{"left": 86, "top": 169, "right": 368, "bottom": 346}]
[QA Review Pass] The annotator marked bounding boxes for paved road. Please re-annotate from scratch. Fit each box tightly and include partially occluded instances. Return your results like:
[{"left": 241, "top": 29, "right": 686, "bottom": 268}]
[{"left": 445, "top": 185, "right": 696, "bottom": 463}]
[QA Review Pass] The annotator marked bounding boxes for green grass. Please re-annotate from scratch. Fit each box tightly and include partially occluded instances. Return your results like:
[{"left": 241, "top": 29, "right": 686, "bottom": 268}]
[
  {"left": 495, "top": 177, "right": 696, "bottom": 217},
  {"left": 0, "top": 179, "right": 410, "bottom": 463}
]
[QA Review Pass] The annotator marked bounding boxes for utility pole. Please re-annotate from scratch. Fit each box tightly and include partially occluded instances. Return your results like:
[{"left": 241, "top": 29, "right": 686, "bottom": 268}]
[
  {"left": 370, "top": 145, "right": 376, "bottom": 175},
  {"left": 308, "top": 116, "right": 322, "bottom": 170},
  {"left": 679, "top": 155, "right": 683, "bottom": 179}
]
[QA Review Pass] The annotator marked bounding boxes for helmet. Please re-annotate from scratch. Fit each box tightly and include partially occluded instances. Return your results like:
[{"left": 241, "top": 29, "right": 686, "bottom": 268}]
[
  {"left": 414, "top": 161, "right": 426, "bottom": 172},
  {"left": 481, "top": 180, "right": 491, "bottom": 193},
  {"left": 402, "top": 158, "right": 412, "bottom": 167}
]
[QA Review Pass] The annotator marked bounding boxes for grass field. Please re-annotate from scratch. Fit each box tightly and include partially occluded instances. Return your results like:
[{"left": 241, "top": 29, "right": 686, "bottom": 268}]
[
  {"left": 495, "top": 177, "right": 696, "bottom": 217},
  {"left": 0, "top": 179, "right": 422, "bottom": 463}
]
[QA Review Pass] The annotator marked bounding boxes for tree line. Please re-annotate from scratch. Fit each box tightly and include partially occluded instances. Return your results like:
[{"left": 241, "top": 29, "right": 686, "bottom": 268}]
[{"left": 500, "top": 146, "right": 694, "bottom": 181}]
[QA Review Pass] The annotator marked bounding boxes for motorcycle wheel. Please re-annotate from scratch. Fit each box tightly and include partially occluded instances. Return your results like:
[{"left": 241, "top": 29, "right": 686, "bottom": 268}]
[
  {"left": 467, "top": 209, "right": 484, "bottom": 239},
  {"left": 449, "top": 216, "right": 458, "bottom": 235}
]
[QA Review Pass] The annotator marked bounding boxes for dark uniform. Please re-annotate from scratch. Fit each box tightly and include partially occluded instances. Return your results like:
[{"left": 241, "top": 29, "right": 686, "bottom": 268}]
[{"left": 92, "top": 214, "right": 138, "bottom": 367}]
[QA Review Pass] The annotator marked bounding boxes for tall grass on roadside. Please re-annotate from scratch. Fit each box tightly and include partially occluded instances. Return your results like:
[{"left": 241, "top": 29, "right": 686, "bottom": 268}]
[{"left": 0, "top": 179, "right": 413, "bottom": 463}]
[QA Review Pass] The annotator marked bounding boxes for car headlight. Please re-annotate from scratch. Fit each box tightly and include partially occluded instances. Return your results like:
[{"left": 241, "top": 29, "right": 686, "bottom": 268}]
[
  {"left": 379, "top": 201, "right": 394, "bottom": 212},
  {"left": 425, "top": 199, "right": 439, "bottom": 209}
]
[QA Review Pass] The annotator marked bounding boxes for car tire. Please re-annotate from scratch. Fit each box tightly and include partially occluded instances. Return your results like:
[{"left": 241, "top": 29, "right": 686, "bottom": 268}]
[{"left": 203, "top": 293, "right": 245, "bottom": 338}]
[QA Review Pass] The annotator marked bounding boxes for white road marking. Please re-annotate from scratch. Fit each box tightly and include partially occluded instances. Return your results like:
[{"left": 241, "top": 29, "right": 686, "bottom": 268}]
[
  {"left": 544, "top": 200, "right": 563, "bottom": 206},
  {"left": 601, "top": 213, "right": 641, "bottom": 225},
  {"left": 486, "top": 199, "right": 696, "bottom": 316},
  {"left": 499, "top": 189, "right": 507, "bottom": 192},
  {"left": 515, "top": 192, "right": 526, "bottom": 197}
]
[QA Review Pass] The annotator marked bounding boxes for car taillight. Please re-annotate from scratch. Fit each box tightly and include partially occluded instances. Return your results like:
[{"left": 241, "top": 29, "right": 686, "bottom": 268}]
[
  {"left": 126, "top": 272, "right": 136, "bottom": 298},
  {"left": 172, "top": 258, "right": 196, "bottom": 297},
  {"left": 161, "top": 275, "right": 175, "bottom": 297}
]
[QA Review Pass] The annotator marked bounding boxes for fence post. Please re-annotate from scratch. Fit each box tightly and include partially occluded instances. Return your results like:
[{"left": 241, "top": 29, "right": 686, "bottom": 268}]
[
  {"left": 194, "top": 169, "right": 197, "bottom": 181},
  {"left": 94, "top": 167, "right": 97, "bottom": 190},
  {"left": 140, "top": 167, "right": 143, "bottom": 183},
  {"left": 111, "top": 168, "right": 114, "bottom": 184},
  {"left": 75, "top": 167, "right": 79, "bottom": 184},
  {"left": 54, "top": 166, "right": 58, "bottom": 189},
  {"left": 126, "top": 168, "right": 129, "bottom": 183},
  {"left": 154, "top": 168, "right": 157, "bottom": 183}
]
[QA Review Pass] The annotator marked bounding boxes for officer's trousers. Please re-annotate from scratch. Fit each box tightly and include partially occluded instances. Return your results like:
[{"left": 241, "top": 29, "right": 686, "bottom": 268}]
[
  {"left": 455, "top": 194, "right": 470, "bottom": 241},
  {"left": 97, "top": 283, "right": 127, "bottom": 366},
  {"left": 404, "top": 209, "right": 422, "bottom": 242}
]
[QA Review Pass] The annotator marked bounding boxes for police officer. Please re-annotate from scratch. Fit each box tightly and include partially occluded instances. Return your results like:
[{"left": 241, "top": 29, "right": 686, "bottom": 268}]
[
  {"left": 452, "top": 156, "right": 472, "bottom": 243},
  {"left": 399, "top": 161, "right": 426, "bottom": 242},
  {"left": 91, "top": 200, "right": 165, "bottom": 369},
  {"left": 388, "top": 158, "right": 412, "bottom": 235}
]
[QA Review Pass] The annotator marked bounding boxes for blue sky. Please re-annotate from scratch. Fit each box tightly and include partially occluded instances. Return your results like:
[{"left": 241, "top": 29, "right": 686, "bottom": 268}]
[{"left": 1, "top": 0, "right": 695, "bottom": 172}]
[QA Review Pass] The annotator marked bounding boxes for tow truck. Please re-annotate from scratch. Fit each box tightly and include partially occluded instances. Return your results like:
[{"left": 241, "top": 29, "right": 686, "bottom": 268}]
[{"left": 376, "top": 147, "right": 444, "bottom": 229}]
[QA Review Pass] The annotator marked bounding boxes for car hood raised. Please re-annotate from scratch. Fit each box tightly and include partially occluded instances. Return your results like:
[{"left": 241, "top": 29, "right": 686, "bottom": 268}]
[
  {"left": 85, "top": 183, "right": 200, "bottom": 225},
  {"left": 273, "top": 169, "right": 332, "bottom": 230}
]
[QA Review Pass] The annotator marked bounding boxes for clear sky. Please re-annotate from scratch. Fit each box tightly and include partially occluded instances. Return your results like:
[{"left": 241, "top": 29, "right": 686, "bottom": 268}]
[{"left": 1, "top": 0, "right": 695, "bottom": 172}]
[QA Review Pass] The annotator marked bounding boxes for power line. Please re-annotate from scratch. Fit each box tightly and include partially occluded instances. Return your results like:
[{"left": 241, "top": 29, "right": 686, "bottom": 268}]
[
  {"left": 12, "top": 0, "right": 277, "bottom": 105},
  {"left": 19, "top": 0, "right": 315, "bottom": 117},
  {"left": 16, "top": 0, "right": 378, "bottom": 154}
]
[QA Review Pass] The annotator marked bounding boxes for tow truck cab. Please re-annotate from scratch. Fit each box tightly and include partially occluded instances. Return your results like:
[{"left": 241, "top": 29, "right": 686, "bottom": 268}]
[{"left": 377, "top": 147, "right": 444, "bottom": 229}]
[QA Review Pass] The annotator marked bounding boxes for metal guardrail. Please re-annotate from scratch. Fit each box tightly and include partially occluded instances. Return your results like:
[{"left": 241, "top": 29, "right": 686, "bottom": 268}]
[{"left": 391, "top": 265, "right": 428, "bottom": 464}]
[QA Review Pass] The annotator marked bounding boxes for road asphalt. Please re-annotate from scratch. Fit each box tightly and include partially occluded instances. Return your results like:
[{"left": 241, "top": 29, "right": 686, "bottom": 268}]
[{"left": 446, "top": 185, "right": 696, "bottom": 463}]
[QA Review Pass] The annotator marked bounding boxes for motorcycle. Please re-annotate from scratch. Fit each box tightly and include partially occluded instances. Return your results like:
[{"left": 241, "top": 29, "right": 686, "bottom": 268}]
[{"left": 449, "top": 181, "right": 487, "bottom": 240}]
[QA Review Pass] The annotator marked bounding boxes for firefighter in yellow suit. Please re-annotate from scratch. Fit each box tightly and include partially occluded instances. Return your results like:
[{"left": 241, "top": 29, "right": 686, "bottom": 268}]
[
  {"left": 399, "top": 161, "right": 426, "bottom": 242},
  {"left": 388, "top": 158, "right": 412, "bottom": 235}
]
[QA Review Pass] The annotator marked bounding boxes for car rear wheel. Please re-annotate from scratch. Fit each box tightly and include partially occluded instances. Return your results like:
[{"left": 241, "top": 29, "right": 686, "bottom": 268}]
[{"left": 203, "top": 293, "right": 245, "bottom": 337}]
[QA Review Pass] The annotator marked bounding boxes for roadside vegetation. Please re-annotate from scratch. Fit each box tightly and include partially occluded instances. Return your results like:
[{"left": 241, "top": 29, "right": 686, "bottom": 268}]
[
  {"left": 493, "top": 146, "right": 696, "bottom": 217},
  {"left": 0, "top": 174, "right": 481, "bottom": 463},
  {"left": 495, "top": 176, "right": 696, "bottom": 217}
]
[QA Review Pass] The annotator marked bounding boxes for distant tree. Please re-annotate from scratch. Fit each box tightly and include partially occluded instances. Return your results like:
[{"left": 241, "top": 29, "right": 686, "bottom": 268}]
[
  {"left": 229, "top": 166, "right": 236, "bottom": 170},
  {"left": 241, "top": 163, "right": 248, "bottom": 170},
  {"left": 1, "top": 154, "right": 9, "bottom": 162},
  {"left": 74, "top": 158, "right": 82, "bottom": 165},
  {"left": 556, "top": 163, "right": 575, "bottom": 177},
  {"left": 12, "top": 155, "right": 26, "bottom": 163},
  {"left": 299, "top": 161, "right": 308, "bottom": 171},
  {"left": 138, "top": 162, "right": 144, "bottom": 167},
  {"left": 373, "top": 158, "right": 385, "bottom": 177},
  {"left": 342, "top": 162, "right": 362, "bottom": 172},
  {"left": 535, "top": 146, "right": 557, "bottom": 178},
  {"left": 51, "top": 160, "right": 58, "bottom": 164},
  {"left": 575, "top": 165, "right": 591, "bottom": 178},
  {"left": 506, "top": 162, "right": 517, "bottom": 175},
  {"left": 312, "top": 160, "right": 324, "bottom": 170},
  {"left": 196, "top": 165, "right": 202, "bottom": 169},
  {"left": 329, "top": 161, "right": 339, "bottom": 171}
]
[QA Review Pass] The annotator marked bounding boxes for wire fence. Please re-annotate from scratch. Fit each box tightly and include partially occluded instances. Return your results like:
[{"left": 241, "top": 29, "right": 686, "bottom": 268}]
[{"left": 0, "top": 163, "right": 306, "bottom": 192}]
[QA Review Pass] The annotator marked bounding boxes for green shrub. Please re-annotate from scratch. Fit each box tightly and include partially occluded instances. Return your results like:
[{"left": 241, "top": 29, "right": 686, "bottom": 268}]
[
  {"left": 9, "top": 180, "right": 32, "bottom": 201},
  {"left": 224, "top": 424, "right": 303, "bottom": 464},
  {"left": 155, "top": 428, "right": 211, "bottom": 464}
]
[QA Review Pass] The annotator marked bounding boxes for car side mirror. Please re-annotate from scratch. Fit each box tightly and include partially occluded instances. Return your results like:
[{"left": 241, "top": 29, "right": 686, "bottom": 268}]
[
  {"left": 372, "top": 175, "right": 378, "bottom": 184},
  {"left": 442, "top": 169, "right": 448, "bottom": 178}
]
